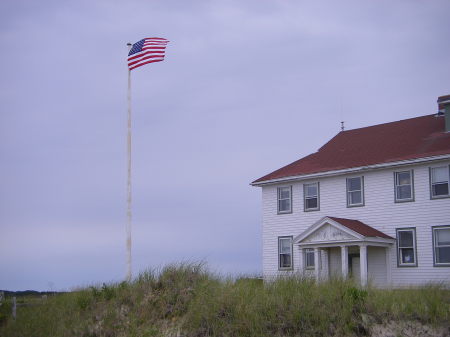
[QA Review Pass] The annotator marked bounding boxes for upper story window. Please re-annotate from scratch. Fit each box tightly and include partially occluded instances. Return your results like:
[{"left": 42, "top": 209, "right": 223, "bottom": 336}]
[
  {"left": 395, "top": 170, "right": 414, "bottom": 202},
  {"left": 304, "top": 182, "right": 319, "bottom": 211},
  {"left": 430, "top": 166, "right": 449, "bottom": 198},
  {"left": 346, "top": 176, "right": 364, "bottom": 207},
  {"left": 432, "top": 226, "right": 450, "bottom": 266},
  {"left": 277, "top": 186, "right": 292, "bottom": 214},
  {"left": 396, "top": 228, "right": 417, "bottom": 267},
  {"left": 278, "top": 236, "right": 293, "bottom": 270}
]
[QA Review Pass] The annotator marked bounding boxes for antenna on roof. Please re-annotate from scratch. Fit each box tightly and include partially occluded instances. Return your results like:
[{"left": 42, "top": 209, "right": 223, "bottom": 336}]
[{"left": 339, "top": 95, "right": 346, "bottom": 132}]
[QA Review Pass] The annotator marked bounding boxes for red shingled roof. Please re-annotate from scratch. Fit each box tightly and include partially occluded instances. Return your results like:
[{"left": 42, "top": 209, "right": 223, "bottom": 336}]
[
  {"left": 328, "top": 216, "right": 393, "bottom": 239},
  {"left": 253, "top": 114, "right": 450, "bottom": 183}
]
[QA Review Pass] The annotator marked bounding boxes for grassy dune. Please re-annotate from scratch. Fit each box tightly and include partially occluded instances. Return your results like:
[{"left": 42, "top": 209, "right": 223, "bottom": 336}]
[{"left": 0, "top": 263, "right": 449, "bottom": 337}]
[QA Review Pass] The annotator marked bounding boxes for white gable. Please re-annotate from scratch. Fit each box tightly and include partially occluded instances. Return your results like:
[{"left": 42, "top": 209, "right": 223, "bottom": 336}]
[
  {"left": 293, "top": 216, "right": 394, "bottom": 247},
  {"left": 302, "top": 223, "right": 357, "bottom": 243},
  {"left": 294, "top": 216, "right": 364, "bottom": 245}
]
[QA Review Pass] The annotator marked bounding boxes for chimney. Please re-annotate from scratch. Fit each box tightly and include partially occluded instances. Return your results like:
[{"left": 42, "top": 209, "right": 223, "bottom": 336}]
[{"left": 437, "top": 94, "right": 450, "bottom": 132}]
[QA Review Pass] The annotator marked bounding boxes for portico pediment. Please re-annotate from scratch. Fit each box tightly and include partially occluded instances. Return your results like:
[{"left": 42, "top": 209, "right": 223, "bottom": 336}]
[
  {"left": 294, "top": 216, "right": 395, "bottom": 246},
  {"left": 302, "top": 223, "right": 357, "bottom": 243}
]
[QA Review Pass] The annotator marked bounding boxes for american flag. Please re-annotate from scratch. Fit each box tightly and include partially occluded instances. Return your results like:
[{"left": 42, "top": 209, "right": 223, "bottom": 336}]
[{"left": 127, "top": 38, "right": 169, "bottom": 71}]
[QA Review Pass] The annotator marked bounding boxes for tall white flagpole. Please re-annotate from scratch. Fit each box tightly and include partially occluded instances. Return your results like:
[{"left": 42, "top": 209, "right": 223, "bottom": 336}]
[{"left": 126, "top": 42, "right": 133, "bottom": 282}]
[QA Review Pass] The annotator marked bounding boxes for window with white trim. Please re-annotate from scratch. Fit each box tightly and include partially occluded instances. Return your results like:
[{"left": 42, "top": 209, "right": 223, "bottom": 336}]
[
  {"left": 304, "top": 182, "right": 319, "bottom": 211},
  {"left": 396, "top": 228, "right": 417, "bottom": 267},
  {"left": 395, "top": 170, "right": 414, "bottom": 202},
  {"left": 277, "top": 186, "right": 292, "bottom": 214},
  {"left": 278, "top": 236, "right": 293, "bottom": 270},
  {"left": 430, "top": 166, "right": 449, "bottom": 198},
  {"left": 305, "top": 248, "right": 315, "bottom": 269},
  {"left": 347, "top": 177, "right": 364, "bottom": 207},
  {"left": 433, "top": 226, "right": 450, "bottom": 266}
]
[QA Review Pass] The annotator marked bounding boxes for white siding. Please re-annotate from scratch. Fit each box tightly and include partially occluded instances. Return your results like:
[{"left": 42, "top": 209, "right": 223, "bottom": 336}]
[
  {"left": 368, "top": 247, "right": 387, "bottom": 287},
  {"left": 261, "top": 160, "right": 450, "bottom": 286}
]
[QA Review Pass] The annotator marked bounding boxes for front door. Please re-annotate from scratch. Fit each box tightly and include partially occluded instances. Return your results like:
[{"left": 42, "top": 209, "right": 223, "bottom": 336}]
[{"left": 349, "top": 254, "right": 361, "bottom": 284}]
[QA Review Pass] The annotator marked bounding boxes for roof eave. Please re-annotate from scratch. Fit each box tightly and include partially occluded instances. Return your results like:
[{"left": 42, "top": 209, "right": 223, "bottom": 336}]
[
  {"left": 251, "top": 153, "right": 450, "bottom": 186},
  {"left": 296, "top": 237, "right": 395, "bottom": 247}
]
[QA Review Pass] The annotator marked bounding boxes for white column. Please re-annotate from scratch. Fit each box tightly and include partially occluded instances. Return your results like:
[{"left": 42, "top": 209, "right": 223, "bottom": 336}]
[
  {"left": 314, "top": 247, "right": 321, "bottom": 282},
  {"left": 321, "top": 249, "right": 329, "bottom": 281},
  {"left": 359, "top": 245, "right": 368, "bottom": 287},
  {"left": 341, "top": 245, "right": 348, "bottom": 279},
  {"left": 298, "top": 247, "right": 304, "bottom": 274}
]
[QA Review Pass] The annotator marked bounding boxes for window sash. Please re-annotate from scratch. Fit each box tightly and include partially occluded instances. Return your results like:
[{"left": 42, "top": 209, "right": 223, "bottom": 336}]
[
  {"left": 279, "top": 187, "right": 291, "bottom": 199},
  {"left": 399, "top": 248, "right": 415, "bottom": 264},
  {"left": 348, "top": 191, "right": 362, "bottom": 205},
  {"left": 432, "top": 183, "right": 449, "bottom": 196},
  {"left": 436, "top": 228, "right": 450, "bottom": 246},
  {"left": 398, "top": 230, "right": 414, "bottom": 248},
  {"left": 396, "top": 228, "right": 417, "bottom": 266},
  {"left": 305, "top": 198, "right": 318, "bottom": 210},
  {"left": 279, "top": 239, "right": 291, "bottom": 254},
  {"left": 433, "top": 227, "right": 450, "bottom": 265},
  {"left": 347, "top": 177, "right": 361, "bottom": 191},
  {"left": 397, "top": 185, "right": 412, "bottom": 200},
  {"left": 347, "top": 177, "right": 364, "bottom": 206},
  {"left": 279, "top": 254, "right": 292, "bottom": 268},
  {"left": 431, "top": 167, "right": 449, "bottom": 183},
  {"left": 277, "top": 187, "right": 292, "bottom": 213},
  {"left": 396, "top": 171, "right": 411, "bottom": 185},
  {"left": 395, "top": 171, "right": 413, "bottom": 201},
  {"left": 278, "top": 199, "right": 291, "bottom": 212},
  {"left": 278, "top": 237, "right": 292, "bottom": 269},
  {"left": 305, "top": 184, "right": 317, "bottom": 197}
]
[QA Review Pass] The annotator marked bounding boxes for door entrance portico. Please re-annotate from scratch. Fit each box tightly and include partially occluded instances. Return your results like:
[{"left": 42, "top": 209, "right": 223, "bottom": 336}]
[{"left": 294, "top": 216, "right": 395, "bottom": 287}]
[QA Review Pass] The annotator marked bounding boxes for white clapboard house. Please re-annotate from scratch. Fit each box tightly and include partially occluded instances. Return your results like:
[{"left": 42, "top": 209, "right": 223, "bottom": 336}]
[{"left": 251, "top": 95, "right": 450, "bottom": 287}]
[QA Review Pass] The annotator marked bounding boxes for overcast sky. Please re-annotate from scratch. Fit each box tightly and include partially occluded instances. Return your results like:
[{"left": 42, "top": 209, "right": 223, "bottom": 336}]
[{"left": 1, "top": 0, "right": 449, "bottom": 291}]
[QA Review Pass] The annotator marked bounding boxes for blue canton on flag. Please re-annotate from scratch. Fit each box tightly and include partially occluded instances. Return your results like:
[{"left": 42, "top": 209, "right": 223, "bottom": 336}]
[{"left": 129, "top": 39, "right": 146, "bottom": 56}]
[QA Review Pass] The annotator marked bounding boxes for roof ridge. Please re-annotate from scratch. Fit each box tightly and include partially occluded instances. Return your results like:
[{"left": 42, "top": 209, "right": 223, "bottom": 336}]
[{"left": 341, "top": 113, "right": 435, "bottom": 133}]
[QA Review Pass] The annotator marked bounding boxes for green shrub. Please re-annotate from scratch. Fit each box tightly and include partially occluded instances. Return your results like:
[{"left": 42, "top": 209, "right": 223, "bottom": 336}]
[
  {"left": 75, "top": 292, "right": 92, "bottom": 311},
  {"left": 346, "top": 286, "right": 368, "bottom": 304},
  {"left": 1, "top": 264, "right": 449, "bottom": 337},
  {"left": 0, "top": 300, "right": 12, "bottom": 327},
  {"left": 366, "top": 284, "right": 450, "bottom": 324},
  {"left": 101, "top": 283, "right": 116, "bottom": 300},
  {"left": 90, "top": 285, "right": 101, "bottom": 300}
]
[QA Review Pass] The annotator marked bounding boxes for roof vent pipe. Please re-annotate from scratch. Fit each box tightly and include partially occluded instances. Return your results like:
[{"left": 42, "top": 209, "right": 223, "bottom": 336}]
[{"left": 437, "top": 94, "right": 450, "bottom": 132}]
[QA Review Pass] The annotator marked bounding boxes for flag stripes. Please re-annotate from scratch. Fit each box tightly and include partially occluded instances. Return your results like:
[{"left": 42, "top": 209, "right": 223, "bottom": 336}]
[{"left": 127, "top": 37, "right": 169, "bottom": 70}]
